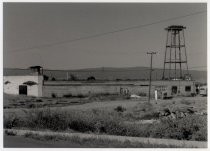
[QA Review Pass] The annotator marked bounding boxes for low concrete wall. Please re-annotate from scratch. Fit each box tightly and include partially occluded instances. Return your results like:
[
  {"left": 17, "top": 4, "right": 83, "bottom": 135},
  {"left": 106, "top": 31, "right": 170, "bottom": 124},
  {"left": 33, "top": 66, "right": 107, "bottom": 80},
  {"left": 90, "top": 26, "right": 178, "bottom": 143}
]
[
  {"left": 43, "top": 84, "right": 149, "bottom": 97},
  {"left": 43, "top": 80, "right": 196, "bottom": 98}
]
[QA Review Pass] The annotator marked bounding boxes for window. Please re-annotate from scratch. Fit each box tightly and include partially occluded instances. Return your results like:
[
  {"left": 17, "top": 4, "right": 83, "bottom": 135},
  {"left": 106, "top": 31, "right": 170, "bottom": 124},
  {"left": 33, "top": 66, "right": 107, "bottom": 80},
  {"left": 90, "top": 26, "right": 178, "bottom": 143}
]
[
  {"left": 185, "top": 86, "right": 191, "bottom": 92},
  {"left": 19, "top": 85, "right": 27, "bottom": 95},
  {"left": 171, "top": 86, "right": 178, "bottom": 94}
]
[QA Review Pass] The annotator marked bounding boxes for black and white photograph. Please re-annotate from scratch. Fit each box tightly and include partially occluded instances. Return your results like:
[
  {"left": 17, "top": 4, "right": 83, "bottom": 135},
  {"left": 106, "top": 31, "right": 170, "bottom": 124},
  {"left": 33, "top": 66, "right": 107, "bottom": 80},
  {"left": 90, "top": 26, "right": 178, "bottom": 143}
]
[{"left": 2, "top": 1, "right": 208, "bottom": 148}]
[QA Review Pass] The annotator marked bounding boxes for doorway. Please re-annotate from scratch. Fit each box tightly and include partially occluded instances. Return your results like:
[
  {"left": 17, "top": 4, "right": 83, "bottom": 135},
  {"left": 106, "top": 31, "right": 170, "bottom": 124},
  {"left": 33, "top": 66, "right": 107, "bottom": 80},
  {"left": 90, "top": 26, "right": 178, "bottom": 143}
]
[
  {"left": 19, "top": 85, "right": 27, "bottom": 95},
  {"left": 171, "top": 86, "right": 178, "bottom": 95}
]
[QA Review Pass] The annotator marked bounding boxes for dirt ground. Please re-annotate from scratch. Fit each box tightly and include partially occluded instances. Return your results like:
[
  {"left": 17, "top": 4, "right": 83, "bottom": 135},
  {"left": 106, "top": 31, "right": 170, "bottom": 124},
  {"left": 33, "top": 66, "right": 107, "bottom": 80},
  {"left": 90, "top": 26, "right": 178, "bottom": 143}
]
[{"left": 4, "top": 93, "right": 207, "bottom": 118}]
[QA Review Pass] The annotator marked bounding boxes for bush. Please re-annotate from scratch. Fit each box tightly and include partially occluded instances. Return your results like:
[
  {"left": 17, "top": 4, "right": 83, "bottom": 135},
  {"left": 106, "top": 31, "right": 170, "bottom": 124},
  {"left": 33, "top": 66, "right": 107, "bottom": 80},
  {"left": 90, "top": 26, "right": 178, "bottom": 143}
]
[
  {"left": 4, "top": 108, "right": 207, "bottom": 141},
  {"left": 140, "top": 112, "right": 160, "bottom": 120},
  {"left": 114, "top": 106, "right": 126, "bottom": 112},
  {"left": 152, "top": 115, "right": 207, "bottom": 141},
  {"left": 4, "top": 114, "right": 21, "bottom": 129},
  {"left": 51, "top": 93, "right": 57, "bottom": 98},
  {"left": 22, "top": 108, "right": 69, "bottom": 131},
  {"left": 43, "top": 75, "right": 49, "bottom": 81},
  {"left": 87, "top": 76, "right": 96, "bottom": 81},
  {"left": 28, "top": 104, "right": 36, "bottom": 108},
  {"left": 77, "top": 94, "right": 86, "bottom": 98},
  {"left": 36, "top": 99, "right": 43, "bottom": 102},
  {"left": 5, "top": 130, "right": 17, "bottom": 136},
  {"left": 63, "top": 93, "right": 73, "bottom": 98}
]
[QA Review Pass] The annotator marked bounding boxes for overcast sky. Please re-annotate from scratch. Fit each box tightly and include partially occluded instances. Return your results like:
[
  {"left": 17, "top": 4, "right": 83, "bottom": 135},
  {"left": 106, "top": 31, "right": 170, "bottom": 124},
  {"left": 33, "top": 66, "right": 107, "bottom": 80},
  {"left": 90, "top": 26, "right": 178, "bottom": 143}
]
[{"left": 3, "top": 3, "right": 207, "bottom": 70}]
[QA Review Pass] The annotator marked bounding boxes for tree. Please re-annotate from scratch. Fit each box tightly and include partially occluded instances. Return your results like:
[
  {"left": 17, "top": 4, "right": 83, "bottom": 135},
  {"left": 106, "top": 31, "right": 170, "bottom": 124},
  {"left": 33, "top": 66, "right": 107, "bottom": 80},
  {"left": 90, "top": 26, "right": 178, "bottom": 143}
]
[
  {"left": 87, "top": 76, "right": 96, "bottom": 81},
  {"left": 43, "top": 75, "right": 49, "bottom": 81},
  {"left": 51, "top": 77, "right": 56, "bottom": 81}
]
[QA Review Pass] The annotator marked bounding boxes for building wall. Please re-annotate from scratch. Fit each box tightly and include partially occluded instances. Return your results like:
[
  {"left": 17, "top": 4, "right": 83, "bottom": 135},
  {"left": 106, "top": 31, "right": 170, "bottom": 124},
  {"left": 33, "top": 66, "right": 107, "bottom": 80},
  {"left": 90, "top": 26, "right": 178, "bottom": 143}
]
[
  {"left": 43, "top": 80, "right": 195, "bottom": 98},
  {"left": 43, "top": 84, "right": 148, "bottom": 97},
  {"left": 3, "top": 75, "right": 43, "bottom": 97},
  {"left": 153, "top": 80, "right": 196, "bottom": 96}
]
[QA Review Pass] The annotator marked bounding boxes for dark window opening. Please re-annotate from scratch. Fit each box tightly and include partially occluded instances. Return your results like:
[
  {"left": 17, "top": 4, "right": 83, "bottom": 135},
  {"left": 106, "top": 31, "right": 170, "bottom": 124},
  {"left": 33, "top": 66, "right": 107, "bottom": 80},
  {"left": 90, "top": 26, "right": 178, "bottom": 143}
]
[
  {"left": 19, "top": 85, "right": 27, "bottom": 95},
  {"left": 185, "top": 86, "right": 191, "bottom": 92},
  {"left": 171, "top": 86, "right": 178, "bottom": 95}
]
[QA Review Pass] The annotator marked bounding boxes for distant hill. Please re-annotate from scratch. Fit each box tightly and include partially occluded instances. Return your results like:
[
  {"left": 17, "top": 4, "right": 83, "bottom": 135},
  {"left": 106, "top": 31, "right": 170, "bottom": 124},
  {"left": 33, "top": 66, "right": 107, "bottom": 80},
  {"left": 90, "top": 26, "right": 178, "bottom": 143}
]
[{"left": 4, "top": 67, "right": 207, "bottom": 83}]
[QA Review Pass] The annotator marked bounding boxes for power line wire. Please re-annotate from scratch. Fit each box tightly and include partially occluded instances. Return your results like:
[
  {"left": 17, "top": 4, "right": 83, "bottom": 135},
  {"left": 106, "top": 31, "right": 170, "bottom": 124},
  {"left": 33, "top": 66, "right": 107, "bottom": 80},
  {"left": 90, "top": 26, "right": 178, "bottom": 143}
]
[{"left": 7, "top": 10, "right": 206, "bottom": 53}]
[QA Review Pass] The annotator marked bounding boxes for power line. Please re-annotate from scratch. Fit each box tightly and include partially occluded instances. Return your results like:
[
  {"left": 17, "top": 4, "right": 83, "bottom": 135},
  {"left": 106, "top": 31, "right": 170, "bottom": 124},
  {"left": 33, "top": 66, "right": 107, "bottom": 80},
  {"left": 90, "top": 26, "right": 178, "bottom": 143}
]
[{"left": 7, "top": 10, "right": 206, "bottom": 54}]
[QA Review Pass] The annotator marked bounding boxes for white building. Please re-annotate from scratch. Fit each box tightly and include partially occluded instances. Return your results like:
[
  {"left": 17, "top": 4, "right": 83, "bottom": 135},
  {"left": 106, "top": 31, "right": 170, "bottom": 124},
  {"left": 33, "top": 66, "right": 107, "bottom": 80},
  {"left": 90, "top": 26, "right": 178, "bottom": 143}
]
[{"left": 3, "top": 66, "right": 44, "bottom": 97}]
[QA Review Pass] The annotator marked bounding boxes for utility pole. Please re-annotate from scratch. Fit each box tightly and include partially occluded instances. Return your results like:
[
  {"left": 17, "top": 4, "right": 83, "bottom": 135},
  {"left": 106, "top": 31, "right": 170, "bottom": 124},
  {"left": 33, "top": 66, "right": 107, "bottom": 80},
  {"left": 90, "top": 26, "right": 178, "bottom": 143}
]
[
  {"left": 147, "top": 51, "right": 157, "bottom": 103},
  {"left": 66, "top": 72, "right": 69, "bottom": 81}
]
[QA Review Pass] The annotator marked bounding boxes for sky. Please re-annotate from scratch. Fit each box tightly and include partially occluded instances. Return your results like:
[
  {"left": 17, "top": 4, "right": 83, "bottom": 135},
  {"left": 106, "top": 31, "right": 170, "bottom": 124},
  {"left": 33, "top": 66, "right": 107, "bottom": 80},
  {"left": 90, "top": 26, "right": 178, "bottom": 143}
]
[{"left": 3, "top": 3, "right": 207, "bottom": 70}]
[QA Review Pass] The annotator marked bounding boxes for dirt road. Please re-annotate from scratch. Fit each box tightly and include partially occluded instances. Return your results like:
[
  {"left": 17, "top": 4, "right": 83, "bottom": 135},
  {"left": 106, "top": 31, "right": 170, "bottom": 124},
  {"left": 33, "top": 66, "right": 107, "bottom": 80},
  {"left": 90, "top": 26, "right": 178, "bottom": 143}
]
[{"left": 4, "top": 135, "right": 90, "bottom": 148}]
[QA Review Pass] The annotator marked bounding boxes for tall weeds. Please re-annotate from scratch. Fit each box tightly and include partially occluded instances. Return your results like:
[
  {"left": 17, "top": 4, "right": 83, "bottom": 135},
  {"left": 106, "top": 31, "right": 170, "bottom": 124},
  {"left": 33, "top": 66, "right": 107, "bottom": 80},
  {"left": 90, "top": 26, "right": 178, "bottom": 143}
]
[{"left": 4, "top": 108, "right": 207, "bottom": 141}]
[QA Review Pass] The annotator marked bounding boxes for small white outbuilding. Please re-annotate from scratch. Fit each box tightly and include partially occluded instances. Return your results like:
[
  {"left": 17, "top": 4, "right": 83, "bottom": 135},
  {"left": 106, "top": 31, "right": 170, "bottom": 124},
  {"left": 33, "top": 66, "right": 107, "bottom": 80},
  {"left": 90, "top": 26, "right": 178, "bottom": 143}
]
[{"left": 3, "top": 66, "right": 44, "bottom": 97}]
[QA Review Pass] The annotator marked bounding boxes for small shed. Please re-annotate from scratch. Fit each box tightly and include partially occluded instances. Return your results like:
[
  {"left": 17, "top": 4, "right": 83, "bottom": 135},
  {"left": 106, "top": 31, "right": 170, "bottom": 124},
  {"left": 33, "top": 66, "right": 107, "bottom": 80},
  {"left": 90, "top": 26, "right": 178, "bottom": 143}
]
[{"left": 3, "top": 66, "right": 44, "bottom": 97}]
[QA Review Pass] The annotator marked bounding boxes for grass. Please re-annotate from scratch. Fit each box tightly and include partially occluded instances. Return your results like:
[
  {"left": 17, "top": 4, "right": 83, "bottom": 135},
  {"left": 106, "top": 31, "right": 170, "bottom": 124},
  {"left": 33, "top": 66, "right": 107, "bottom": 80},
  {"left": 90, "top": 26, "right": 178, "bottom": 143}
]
[
  {"left": 4, "top": 108, "right": 207, "bottom": 141},
  {"left": 4, "top": 93, "right": 130, "bottom": 109},
  {"left": 3, "top": 94, "right": 207, "bottom": 142},
  {"left": 23, "top": 132, "right": 183, "bottom": 148},
  {"left": 180, "top": 99, "right": 194, "bottom": 105}
]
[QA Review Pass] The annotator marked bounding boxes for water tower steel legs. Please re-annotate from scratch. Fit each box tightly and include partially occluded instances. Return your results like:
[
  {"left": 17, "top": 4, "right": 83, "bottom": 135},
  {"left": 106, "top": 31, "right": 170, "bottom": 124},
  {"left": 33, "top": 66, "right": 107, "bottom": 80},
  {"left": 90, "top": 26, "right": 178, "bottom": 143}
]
[{"left": 162, "top": 25, "right": 189, "bottom": 80}]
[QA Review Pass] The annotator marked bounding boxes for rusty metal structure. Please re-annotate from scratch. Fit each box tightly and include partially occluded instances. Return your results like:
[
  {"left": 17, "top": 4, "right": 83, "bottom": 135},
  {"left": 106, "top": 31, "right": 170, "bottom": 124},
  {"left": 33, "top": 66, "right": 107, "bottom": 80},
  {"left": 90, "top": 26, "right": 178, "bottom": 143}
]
[{"left": 162, "top": 25, "right": 190, "bottom": 80}]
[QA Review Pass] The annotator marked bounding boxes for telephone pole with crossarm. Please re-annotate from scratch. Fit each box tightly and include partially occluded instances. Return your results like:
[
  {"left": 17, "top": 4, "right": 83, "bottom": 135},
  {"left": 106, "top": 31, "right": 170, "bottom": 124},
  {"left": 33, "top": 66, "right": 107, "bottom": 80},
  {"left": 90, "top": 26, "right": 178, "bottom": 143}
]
[{"left": 147, "top": 51, "right": 157, "bottom": 103}]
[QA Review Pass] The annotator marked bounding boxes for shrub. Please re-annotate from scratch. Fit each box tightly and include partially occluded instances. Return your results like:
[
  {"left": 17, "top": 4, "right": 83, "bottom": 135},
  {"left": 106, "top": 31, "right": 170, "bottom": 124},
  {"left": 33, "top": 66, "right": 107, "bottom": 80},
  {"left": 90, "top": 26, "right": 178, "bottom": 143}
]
[
  {"left": 114, "top": 106, "right": 126, "bottom": 112},
  {"left": 77, "top": 94, "right": 86, "bottom": 98},
  {"left": 116, "top": 79, "right": 122, "bottom": 81},
  {"left": 152, "top": 115, "right": 207, "bottom": 141},
  {"left": 140, "top": 112, "right": 160, "bottom": 120},
  {"left": 43, "top": 75, "right": 49, "bottom": 81},
  {"left": 5, "top": 130, "right": 17, "bottom": 136},
  {"left": 22, "top": 108, "right": 69, "bottom": 131},
  {"left": 4, "top": 114, "right": 21, "bottom": 129},
  {"left": 51, "top": 93, "right": 57, "bottom": 98},
  {"left": 36, "top": 99, "right": 43, "bottom": 102},
  {"left": 28, "top": 104, "right": 36, "bottom": 108},
  {"left": 4, "top": 108, "right": 207, "bottom": 141},
  {"left": 63, "top": 93, "right": 73, "bottom": 98},
  {"left": 87, "top": 76, "right": 96, "bottom": 81}
]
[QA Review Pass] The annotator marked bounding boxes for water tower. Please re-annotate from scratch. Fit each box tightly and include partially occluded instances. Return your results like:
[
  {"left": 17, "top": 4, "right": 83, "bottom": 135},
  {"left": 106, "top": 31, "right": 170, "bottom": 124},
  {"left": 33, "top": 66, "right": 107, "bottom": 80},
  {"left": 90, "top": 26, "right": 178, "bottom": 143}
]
[{"left": 162, "top": 25, "right": 190, "bottom": 80}]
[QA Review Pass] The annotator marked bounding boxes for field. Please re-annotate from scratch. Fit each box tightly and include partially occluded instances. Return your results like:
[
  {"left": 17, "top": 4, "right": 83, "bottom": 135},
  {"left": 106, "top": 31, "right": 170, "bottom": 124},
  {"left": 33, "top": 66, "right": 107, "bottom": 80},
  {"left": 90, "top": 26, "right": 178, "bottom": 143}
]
[{"left": 3, "top": 93, "right": 207, "bottom": 148}]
